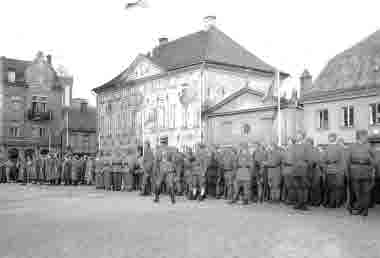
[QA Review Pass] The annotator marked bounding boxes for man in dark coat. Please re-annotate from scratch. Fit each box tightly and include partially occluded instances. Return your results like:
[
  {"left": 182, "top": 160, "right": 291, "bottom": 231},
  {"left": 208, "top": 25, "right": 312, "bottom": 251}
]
[
  {"left": 306, "top": 138, "right": 323, "bottom": 206},
  {"left": 153, "top": 150, "right": 176, "bottom": 204},
  {"left": 347, "top": 130, "right": 375, "bottom": 216},
  {"left": 254, "top": 143, "right": 267, "bottom": 203},
  {"left": 283, "top": 130, "right": 312, "bottom": 210},
  {"left": 140, "top": 141, "right": 155, "bottom": 196},
  {"left": 262, "top": 142, "right": 283, "bottom": 202},
  {"left": 321, "top": 133, "right": 346, "bottom": 208}
]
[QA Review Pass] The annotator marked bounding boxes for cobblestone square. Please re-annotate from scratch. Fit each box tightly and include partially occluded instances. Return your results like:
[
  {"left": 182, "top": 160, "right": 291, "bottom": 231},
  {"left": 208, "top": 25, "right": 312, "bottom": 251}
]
[{"left": 1, "top": 184, "right": 379, "bottom": 258}]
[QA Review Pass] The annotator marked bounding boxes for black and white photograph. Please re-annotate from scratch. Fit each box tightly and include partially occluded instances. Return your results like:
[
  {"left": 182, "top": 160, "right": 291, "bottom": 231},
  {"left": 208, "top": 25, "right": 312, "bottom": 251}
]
[{"left": 0, "top": 1, "right": 379, "bottom": 257}]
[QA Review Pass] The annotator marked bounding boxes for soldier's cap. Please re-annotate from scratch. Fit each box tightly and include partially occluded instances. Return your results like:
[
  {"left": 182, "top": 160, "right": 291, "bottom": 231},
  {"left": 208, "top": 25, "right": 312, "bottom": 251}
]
[
  {"left": 305, "top": 137, "right": 314, "bottom": 145},
  {"left": 296, "top": 130, "right": 306, "bottom": 138},
  {"left": 356, "top": 129, "right": 368, "bottom": 139},
  {"left": 328, "top": 133, "right": 337, "bottom": 142}
]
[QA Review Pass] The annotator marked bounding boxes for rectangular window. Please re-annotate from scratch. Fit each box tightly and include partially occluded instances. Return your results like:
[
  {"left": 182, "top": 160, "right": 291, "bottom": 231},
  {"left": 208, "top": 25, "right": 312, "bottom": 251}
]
[
  {"left": 317, "top": 109, "right": 329, "bottom": 130},
  {"left": 80, "top": 103, "right": 87, "bottom": 112},
  {"left": 369, "top": 103, "right": 380, "bottom": 125},
  {"left": 341, "top": 105, "right": 354, "bottom": 128},
  {"left": 9, "top": 127, "right": 20, "bottom": 137},
  {"left": 32, "top": 96, "right": 47, "bottom": 113},
  {"left": 7, "top": 69, "right": 16, "bottom": 83},
  {"left": 39, "top": 128, "right": 47, "bottom": 137}
]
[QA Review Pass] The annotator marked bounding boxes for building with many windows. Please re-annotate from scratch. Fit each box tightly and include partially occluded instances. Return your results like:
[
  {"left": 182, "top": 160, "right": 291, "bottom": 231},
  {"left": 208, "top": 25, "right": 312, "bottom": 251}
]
[
  {"left": 301, "top": 29, "right": 380, "bottom": 145},
  {"left": 93, "top": 17, "right": 303, "bottom": 154},
  {"left": 0, "top": 52, "right": 96, "bottom": 159}
]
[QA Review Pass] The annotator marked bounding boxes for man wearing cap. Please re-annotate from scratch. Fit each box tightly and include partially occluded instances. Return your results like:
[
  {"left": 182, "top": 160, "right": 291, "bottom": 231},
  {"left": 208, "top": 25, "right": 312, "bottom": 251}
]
[
  {"left": 153, "top": 150, "right": 176, "bottom": 204},
  {"left": 262, "top": 142, "right": 283, "bottom": 203},
  {"left": 230, "top": 143, "right": 254, "bottom": 205},
  {"left": 183, "top": 148, "right": 195, "bottom": 199},
  {"left": 172, "top": 149, "right": 185, "bottom": 196},
  {"left": 347, "top": 130, "right": 375, "bottom": 216},
  {"left": 283, "top": 130, "right": 312, "bottom": 210},
  {"left": 306, "top": 138, "right": 323, "bottom": 206},
  {"left": 321, "top": 133, "right": 346, "bottom": 208},
  {"left": 254, "top": 143, "right": 268, "bottom": 203},
  {"left": 140, "top": 141, "right": 154, "bottom": 195}
]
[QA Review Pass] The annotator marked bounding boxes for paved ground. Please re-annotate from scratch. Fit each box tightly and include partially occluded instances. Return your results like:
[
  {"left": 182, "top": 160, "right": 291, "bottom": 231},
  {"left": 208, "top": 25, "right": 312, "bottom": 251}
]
[{"left": 0, "top": 184, "right": 379, "bottom": 258}]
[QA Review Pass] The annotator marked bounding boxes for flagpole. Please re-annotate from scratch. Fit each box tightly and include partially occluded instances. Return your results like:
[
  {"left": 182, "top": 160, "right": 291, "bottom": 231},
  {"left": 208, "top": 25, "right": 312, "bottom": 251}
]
[{"left": 276, "top": 70, "right": 282, "bottom": 146}]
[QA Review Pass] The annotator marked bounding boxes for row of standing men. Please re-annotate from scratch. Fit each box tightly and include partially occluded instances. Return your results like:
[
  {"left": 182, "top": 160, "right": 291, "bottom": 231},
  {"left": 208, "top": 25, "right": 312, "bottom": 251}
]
[
  {"left": 93, "top": 129, "right": 379, "bottom": 216},
  {"left": 0, "top": 153, "right": 96, "bottom": 186}
]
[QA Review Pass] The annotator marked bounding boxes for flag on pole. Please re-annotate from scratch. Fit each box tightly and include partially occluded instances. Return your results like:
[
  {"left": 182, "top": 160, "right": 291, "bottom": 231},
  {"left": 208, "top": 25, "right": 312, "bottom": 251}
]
[{"left": 275, "top": 70, "right": 282, "bottom": 146}]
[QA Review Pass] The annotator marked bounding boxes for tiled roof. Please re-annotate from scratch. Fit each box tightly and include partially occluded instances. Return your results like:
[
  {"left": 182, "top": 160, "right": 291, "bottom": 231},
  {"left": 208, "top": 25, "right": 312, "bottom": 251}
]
[
  {"left": 95, "top": 26, "right": 288, "bottom": 91},
  {"left": 151, "top": 26, "right": 278, "bottom": 73},
  {"left": 68, "top": 105, "right": 97, "bottom": 132},
  {"left": 304, "top": 29, "right": 380, "bottom": 97}
]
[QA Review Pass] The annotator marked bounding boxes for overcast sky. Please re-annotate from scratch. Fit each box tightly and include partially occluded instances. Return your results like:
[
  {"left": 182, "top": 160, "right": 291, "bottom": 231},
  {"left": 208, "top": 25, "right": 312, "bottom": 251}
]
[{"left": 0, "top": 0, "right": 379, "bottom": 105}]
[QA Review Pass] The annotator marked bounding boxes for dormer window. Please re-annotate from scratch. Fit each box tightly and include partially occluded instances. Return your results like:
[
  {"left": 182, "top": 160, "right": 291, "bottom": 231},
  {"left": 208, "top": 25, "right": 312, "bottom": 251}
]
[
  {"left": 80, "top": 102, "right": 88, "bottom": 112},
  {"left": 7, "top": 69, "right": 16, "bottom": 83}
]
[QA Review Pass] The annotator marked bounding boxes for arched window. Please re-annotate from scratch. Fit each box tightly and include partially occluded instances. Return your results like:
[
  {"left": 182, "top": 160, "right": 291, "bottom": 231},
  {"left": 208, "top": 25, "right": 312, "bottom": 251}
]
[{"left": 242, "top": 123, "right": 251, "bottom": 136}]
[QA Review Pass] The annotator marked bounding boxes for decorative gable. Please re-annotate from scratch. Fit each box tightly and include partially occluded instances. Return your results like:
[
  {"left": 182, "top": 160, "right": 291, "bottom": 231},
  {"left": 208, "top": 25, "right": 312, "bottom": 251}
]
[
  {"left": 207, "top": 88, "right": 275, "bottom": 115},
  {"left": 124, "top": 55, "right": 163, "bottom": 81}
]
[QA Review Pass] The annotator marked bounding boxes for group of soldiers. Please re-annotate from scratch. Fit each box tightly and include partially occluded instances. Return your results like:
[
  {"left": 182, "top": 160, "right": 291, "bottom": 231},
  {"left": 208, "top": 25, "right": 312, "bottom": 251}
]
[
  {"left": 1, "top": 129, "right": 379, "bottom": 217},
  {"left": 92, "top": 129, "right": 379, "bottom": 217},
  {"left": 0, "top": 152, "right": 96, "bottom": 186}
]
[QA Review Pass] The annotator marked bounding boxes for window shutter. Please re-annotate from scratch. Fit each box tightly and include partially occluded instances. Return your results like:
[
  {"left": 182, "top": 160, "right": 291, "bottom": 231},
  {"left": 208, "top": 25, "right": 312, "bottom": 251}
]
[
  {"left": 369, "top": 104, "right": 375, "bottom": 126},
  {"left": 349, "top": 106, "right": 354, "bottom": 127}
]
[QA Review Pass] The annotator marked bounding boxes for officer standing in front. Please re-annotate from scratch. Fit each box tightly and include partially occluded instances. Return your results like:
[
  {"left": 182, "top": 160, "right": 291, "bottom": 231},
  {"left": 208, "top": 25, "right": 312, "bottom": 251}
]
[
  {"left": 230, "top": 143, "right": 254, "bottom": 205},
  {"left": 153, "top": 150, "right": 176, "bottom": 204},
  {"left": 321, "top": 133, "right": 346, "bottom": 208},
  {"left": 262, "top": 142, "right": 283, "bottom": 203},
  {"left": 283, "top": 130, "right": 312, "bottom": 210},
  {"left": 347, "top": 130, "right": 375, "bottom": 216}
]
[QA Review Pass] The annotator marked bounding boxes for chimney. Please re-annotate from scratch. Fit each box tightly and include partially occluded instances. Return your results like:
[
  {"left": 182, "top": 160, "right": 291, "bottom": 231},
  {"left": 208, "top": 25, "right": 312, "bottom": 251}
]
[
  {"left": 203, "top": 15, "right": 216, "bottom": 30},
  {"left": 300, "top": 69, "right": 312, "bottom": 92},
  {"left": 46, "top": 54, "right": 52, "bottom": 65},
  {"left": 158, "top": 37, "right": 168, "bottom": 45}
]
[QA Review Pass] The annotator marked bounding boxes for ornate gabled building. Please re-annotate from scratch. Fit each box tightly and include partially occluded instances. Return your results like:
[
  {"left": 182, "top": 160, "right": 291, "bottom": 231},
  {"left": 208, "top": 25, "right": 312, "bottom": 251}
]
[
  {"left": 301, "top": 30, "right": 380, "bottom": 145},
  {"left": 0, "top": 52, "right": 74, "bottom": 159},
  {"left": 93, "top": 17, "right": 301, "bottom": 153}
]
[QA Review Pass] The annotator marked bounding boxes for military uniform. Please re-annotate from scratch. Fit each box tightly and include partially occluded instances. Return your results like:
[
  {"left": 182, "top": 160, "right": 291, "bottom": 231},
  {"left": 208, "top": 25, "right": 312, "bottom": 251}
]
[
  {"left": 263, "top": 148, "right": 283, "bottom": 202},
  {"left": 154, "top": 154, "right": 176, "bottom": 203},
  {"left": 94, "top": 157, "right": 105, "bottom": 189},
  {"left": 309, "top": 146, "right": 323, "bottom": 206},
  {"left": 0, "top": 151, "right": 7, "bottom": 183},
  {"left": 219, "top": 149, "right": 236, "bottom": 200},
  {"left": 184, "top": 151, "right": 195, "bottom": 199},
  {"left": 283, "top": 142, "right": 312, "bottom": 210},
  {"left": 231, "top": 149, "right": 254, "bottom": 204},
  {"left": 322, "top": 144, "right": 346, "bottom": 208},
  {"left": 103, "top": 159, "right": 113, "bottom": 191},
  {"left": 254, "top": 147, "right": 267, "bottom": 202},
  {"left": 140, "top": 147, "right": 154, "bottom": 195},
  {"left": 347, "top": 142, "right": 375, "bottom": 215},
  {"left": 71, "top": 158, "right": 80, "bottom": 185},
  {"left": 112, "top": 159, "right": 123, "bottom": 191},
  {"left": 63, "top": 157, "right": 72, "bottom": 185},
  {"left": 173, "top": 151, "right": 185, "bottom": 196}
]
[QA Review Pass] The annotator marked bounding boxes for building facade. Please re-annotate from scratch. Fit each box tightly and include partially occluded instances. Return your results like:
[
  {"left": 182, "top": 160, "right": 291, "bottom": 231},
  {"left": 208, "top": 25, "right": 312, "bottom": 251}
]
[
  {"left": 66, "top": 98, "right": 97, "bottom": 156},
  {"left": 301, "top": 30, "right": 380, "bottom": 145},
  {"left": 93, "top": 17, "right": 302, "bottom": 154},
  {"left": 0, "top": 52, "right": 96, "bottom": 159}
]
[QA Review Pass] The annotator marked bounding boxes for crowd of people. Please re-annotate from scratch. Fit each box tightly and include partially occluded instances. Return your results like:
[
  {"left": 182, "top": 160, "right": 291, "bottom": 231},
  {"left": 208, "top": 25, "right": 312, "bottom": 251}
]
[
  {"left": 0, "top": 153, "right": 95, "bottom": 186},
  {"left": 1, "top": 129, "right": 379, "bottom": 217}
]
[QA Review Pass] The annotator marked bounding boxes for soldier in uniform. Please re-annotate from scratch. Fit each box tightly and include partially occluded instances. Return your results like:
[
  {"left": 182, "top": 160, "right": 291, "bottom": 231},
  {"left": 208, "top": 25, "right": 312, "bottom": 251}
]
[
  {"left": 183, "top": 148, "right": 195, "bottom": 199},
  {"left": 254, "top": 143, "right": 268, "bottom": 203},
  {"left": 347, "top": 130, "right": 375, "bottom": 216},
  {"left": 94, "top": 152, "right": 105, "bottom": 189},
  {"left": 281, "top": 137, "right": 296, "bottom": 203},
  {"left": 283, "top": 130, "right": 312, "bottom": 210},
  {"left": 321, "top": 133, "right": 346, "bottom": 208},
  {"left": 197, "top": 144, "right": 212, "bottom": 201},
  {"left": 306, "top": 138, "right": 323, "bottom": 206},
  {"left": 0, "top": 147, "right": 7, "bottom": 183},
  {"left": 71, "top": 155, "right": 80, "bottom": 186},
  {"left": 220, "top": 147, "right": 237, "bottom": 201},
  {"left": 140, "top": 141, "right": 154, "bottom": 196},
  {"left": 230, "top": 143, "right": 254, "bottom": 205},
  {"left": 62, "top": 154, "right": 72, "bottom": 185},
  {"left": 153, "top": 150, "right": 176, "bottom": 204},
  {"left": 262, "top": 142, "right": 283, "bottom": 203},
  {"left": 172, "top": 149, "right": 185, "bottom": 196}
]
